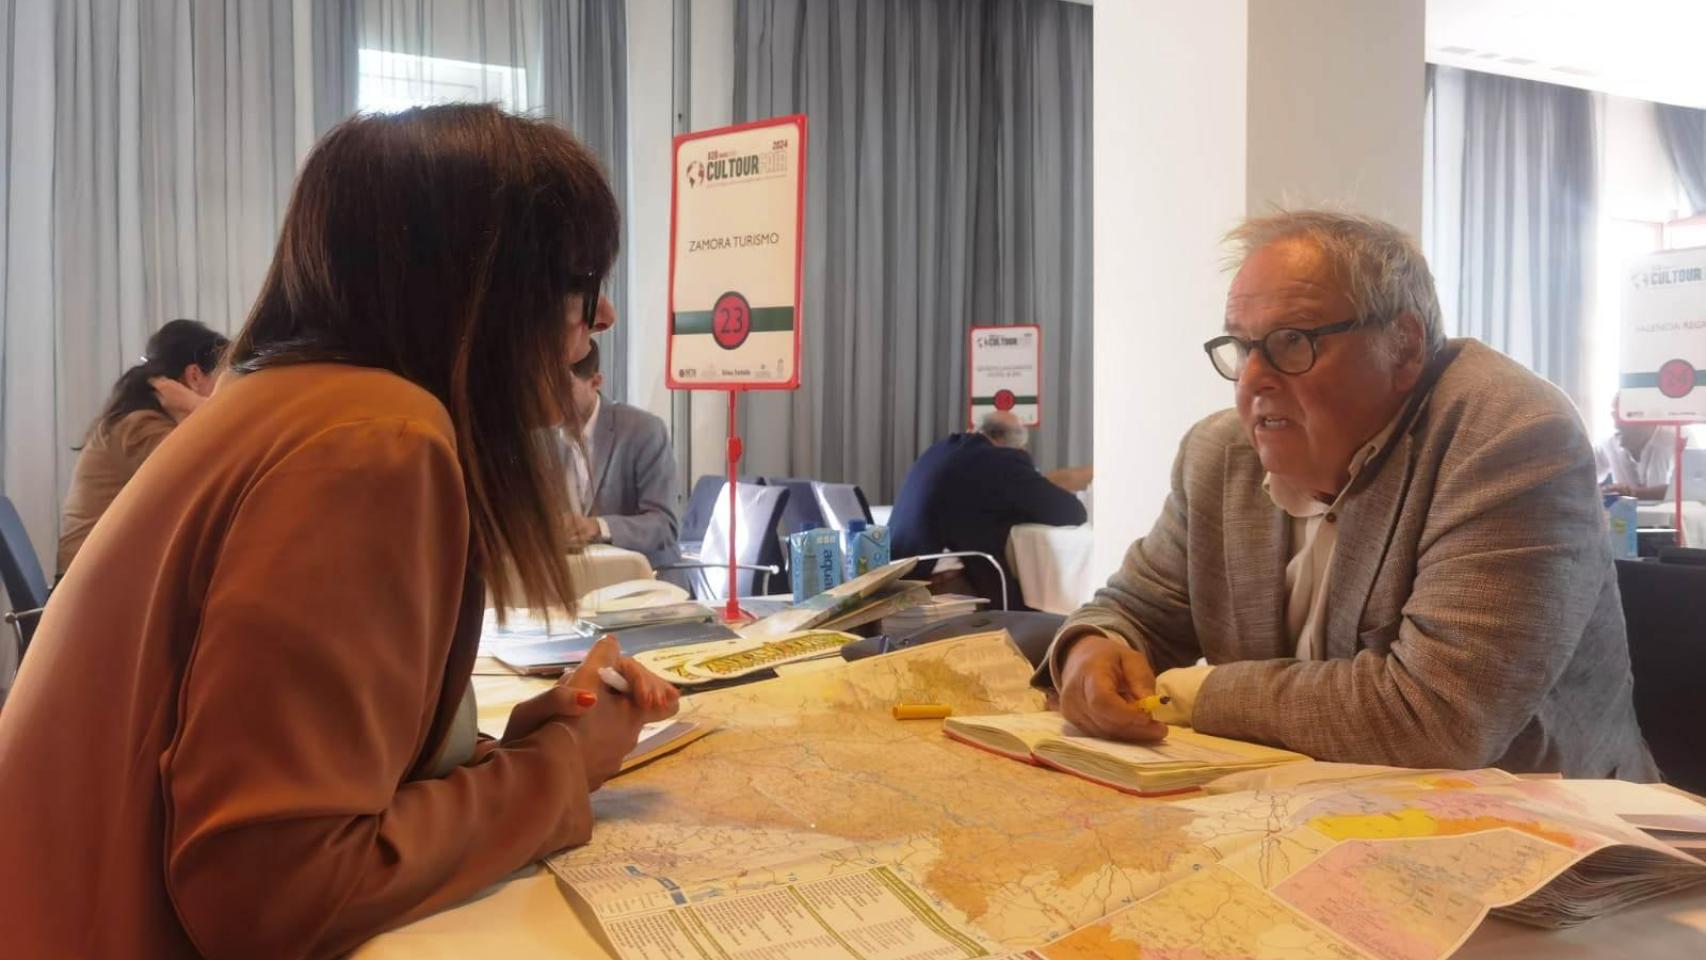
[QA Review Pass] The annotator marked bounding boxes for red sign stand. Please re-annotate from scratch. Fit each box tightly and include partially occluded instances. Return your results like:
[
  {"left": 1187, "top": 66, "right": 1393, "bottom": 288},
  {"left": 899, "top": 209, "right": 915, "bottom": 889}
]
[
  {"left": 723, "top": 388, "right": 746, "bottom": 622},
  {"left": 1668, "top": 424, "right": 1693, "bottom": 546}
]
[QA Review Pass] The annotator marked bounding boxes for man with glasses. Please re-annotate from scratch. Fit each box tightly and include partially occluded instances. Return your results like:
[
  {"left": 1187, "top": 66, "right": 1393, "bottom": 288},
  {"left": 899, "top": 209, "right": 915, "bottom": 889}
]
[{"left": 1042, "top": 210, "right": 1656, "bottom": 780}]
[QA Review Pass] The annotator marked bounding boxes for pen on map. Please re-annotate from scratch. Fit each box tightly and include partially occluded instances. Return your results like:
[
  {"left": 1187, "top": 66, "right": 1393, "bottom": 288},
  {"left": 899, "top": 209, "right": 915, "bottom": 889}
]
[
  {"left": 598, "top": 666, "right": 632, "bottom": 695},
  {"left": 892, "top": 703, "right": 952, "bottom": 720},
  {"left": 1135, "top": 694, "right": 1171, "bottom": 714}
]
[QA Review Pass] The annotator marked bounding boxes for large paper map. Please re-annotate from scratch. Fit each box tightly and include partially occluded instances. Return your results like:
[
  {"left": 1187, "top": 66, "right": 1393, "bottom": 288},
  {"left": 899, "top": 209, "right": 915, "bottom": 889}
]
[{"left": 542, "top": 633, "right": 1704, "bottom": 959}]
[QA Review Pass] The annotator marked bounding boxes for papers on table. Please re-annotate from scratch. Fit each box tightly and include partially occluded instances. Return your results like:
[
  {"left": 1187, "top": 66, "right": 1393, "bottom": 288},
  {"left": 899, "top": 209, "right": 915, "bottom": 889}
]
[{"left": 552, "top": 848, "right": 1037, "bottom": 960}]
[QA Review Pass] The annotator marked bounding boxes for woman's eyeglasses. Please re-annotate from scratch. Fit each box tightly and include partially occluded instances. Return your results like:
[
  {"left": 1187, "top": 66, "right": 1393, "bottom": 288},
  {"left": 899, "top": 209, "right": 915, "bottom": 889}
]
[
  {"left": 572, "top": 274, "right": 611, "bottom": 332},
  {"left": 1202, "top": 318, "right": 1362, "bottom": 381}
]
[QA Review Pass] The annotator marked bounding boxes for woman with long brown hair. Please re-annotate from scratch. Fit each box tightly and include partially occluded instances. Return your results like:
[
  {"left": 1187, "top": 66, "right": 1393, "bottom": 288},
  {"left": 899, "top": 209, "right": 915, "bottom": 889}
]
[{"left": 0, "top": 104, "right": 677, "bottom": 957}]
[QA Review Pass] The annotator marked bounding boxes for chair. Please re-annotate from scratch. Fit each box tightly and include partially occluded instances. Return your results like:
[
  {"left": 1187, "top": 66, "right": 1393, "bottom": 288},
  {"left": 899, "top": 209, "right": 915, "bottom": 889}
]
[
  {"left": 762, "top": 477, "right": 828, "bottom": 537},
  {"left": 1616, "top": 557, "right": 1706, "bottom": 794},
  {"left": 678, "top": 475, "right": 729, "bottom": 557},
  {"left": 657, "top": 482, "right": 792, "bottom": 600},
  {"left": 811, "top": 482, "right": 873, "bottom": 531},
  {"left": 1, "top": 496, "right": 50, "bottom": 661}
]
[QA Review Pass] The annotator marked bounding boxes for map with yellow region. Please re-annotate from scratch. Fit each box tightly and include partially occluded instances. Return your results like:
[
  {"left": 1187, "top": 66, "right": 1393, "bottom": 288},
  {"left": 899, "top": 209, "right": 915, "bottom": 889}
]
[
  {"left": 540, "top": 633, "right": 1705, "bottom": 960},
  {"left": 1042, "top": 769, "right": 1702, "bottom": 959}
]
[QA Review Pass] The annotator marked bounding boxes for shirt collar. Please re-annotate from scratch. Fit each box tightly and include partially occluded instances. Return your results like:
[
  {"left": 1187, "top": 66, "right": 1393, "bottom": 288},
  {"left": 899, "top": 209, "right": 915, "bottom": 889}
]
[
  {"left": 1262, "top": 408, "right": 1406, "bottom": 519},
  {"left": 582, "top": 394, "right": 602, "bottom": 442}
]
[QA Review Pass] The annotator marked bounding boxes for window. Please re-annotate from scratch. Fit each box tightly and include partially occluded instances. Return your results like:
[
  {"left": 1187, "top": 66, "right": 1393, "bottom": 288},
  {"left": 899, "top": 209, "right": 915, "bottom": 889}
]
[
  {"left": 1663, "top": 216, "right": 1706, "bottom": 251},
  {"left": 1590, "top": 215, "right": 1706, "bottom": 443},
  {"left": 356, "top": 48, "right": 529, "bottom": 115}
]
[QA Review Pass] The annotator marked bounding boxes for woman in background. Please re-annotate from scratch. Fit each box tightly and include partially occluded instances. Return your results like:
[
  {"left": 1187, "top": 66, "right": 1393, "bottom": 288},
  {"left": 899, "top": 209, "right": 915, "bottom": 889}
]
[
  {"left": 55, "top": 319, "right": 227, "bottom": 576},
  {"left": 0, "top": 104, "right": 677, "bottom": 958}
]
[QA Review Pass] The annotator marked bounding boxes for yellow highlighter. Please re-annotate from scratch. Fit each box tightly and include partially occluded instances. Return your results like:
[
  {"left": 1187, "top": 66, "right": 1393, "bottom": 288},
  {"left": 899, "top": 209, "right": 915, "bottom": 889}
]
[
  {"left": 892, "top": 703, "right": 953, "bottom": 720},
  {"left": 1135, "top": 694, "right": 1171, "bottom": 714}
]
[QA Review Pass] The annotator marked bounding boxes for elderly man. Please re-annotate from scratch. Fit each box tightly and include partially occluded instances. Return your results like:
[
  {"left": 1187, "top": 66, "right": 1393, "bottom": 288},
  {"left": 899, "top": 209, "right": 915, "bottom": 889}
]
[
  {"left": 1048, "top": 210, "right": 1656, "bottom": 780},
  {"left": 891, "top": 411, "right": 1089, "bottom": 609}
]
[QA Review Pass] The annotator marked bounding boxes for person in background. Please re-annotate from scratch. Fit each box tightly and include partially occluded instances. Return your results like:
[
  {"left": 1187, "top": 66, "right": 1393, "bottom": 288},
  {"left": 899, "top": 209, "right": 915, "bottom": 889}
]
[
  {"left": 1596, "top": 404, "right": 1688, "bottom": 502},
  {"left": 55, "top": 319, "right": 228, "bottom": 577},
  {"left": 561, "top": 338, "right": 682, "bottom": 571},
  {"left": 0, "top": 104, "right": 678, "bottom": 958},
  {"left": 1048, "top": 210, "right": 1654, "bottom": 781},
  {"left": 889, "top": 411, "right": 1090, "bottom": 610}
]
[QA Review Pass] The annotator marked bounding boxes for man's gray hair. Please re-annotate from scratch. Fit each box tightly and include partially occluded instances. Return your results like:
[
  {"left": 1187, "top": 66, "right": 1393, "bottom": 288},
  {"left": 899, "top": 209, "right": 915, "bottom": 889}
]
[
  {"left": 1225, "top": 209, "right": 1446, "bottom": 359},
  {"left": 977, "top": 411, "right": 1029, "bottom": 449}
]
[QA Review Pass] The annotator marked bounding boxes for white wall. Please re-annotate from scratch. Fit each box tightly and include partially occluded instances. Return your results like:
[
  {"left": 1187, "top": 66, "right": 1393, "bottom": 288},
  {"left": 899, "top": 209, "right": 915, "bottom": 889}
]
[
  {"left": 1247, "top": 0, "right": 1426, "bottom": 234},
  {"left": 624, "top": 0, "right": 674, "bottom": 423},
  {"left": 684, "top": 0, "right": 737, "bottom": 486},
  {"left": 1090, "top": 0, "right": 1426, "bottom": 583},
  {"left": 1090, "top": 0, "right": 1249, "bottom": 580}
]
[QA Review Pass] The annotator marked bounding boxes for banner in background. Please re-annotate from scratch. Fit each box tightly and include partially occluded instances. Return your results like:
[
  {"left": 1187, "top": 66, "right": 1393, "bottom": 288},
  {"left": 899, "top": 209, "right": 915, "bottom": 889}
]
[
  {"left": 968, "top": 324, "right": 1041, "bottom": 427},
  {"left": 1620, "top": 247, "right": 1706, "bottom": 422},
  {"left": 667, "top": 115, "right": 806, "bottom": 390}
]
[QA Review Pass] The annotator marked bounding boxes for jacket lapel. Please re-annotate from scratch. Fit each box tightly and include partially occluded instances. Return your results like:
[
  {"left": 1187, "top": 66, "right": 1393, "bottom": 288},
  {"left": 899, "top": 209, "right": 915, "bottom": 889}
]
[
  {"left": 590, "top": 403, "right": 618, "bottom": 503},
  {"left": 1223, "top": 443, "right": 1292, "bottom": 661},
  {"left": 1321, "top": 429, "right": 1414, "bottom": 660}
]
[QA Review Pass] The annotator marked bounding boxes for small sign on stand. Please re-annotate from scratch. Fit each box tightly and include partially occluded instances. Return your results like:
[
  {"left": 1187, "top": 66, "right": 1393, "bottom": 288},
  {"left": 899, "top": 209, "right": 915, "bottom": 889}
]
[
  {"left": 1619, "top": 246, "right": 1706, "bottom": 544},
  {"left": 668, "top": 115, "right": 807, "bottom": 619},
  {"left": 968, "top": 324, "right": 1041, "bottom": 429}
]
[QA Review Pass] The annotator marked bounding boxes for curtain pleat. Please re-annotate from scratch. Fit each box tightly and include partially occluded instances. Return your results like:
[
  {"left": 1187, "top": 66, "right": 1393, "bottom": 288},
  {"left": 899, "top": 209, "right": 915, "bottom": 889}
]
[
  {"left": 1655, "top": 102, "right": 1706, "bottom": 218},
  {"left": 730, "top": 0, "right": 1093, "bottom": 502},
  {"left": 1424, "top": 64, "right": 1597, "bottom": 411}
]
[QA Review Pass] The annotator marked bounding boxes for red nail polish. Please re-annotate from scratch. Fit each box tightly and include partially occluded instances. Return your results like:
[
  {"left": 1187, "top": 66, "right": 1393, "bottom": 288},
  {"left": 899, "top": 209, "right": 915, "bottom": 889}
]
[{"left": 575, "top": 690, "right": 597, "bottom": 707}]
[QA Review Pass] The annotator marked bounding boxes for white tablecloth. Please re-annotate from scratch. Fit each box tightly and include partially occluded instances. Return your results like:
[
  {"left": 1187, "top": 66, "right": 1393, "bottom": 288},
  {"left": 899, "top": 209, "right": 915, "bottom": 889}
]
[
  {"left": 1637, "top": 500, "right": 1706, "bottom": 549},
  {"left": 567, "top": 544, "right": 653, "bottom": 597},
  {"left": 1006, "top": 523, "right": 1097, "bottom": 615}
]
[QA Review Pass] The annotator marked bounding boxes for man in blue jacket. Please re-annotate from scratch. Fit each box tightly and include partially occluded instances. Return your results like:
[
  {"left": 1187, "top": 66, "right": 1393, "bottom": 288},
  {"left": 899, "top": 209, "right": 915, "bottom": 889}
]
[{"left": 890, "top": 412, "right": 1089, "bottom": 610}]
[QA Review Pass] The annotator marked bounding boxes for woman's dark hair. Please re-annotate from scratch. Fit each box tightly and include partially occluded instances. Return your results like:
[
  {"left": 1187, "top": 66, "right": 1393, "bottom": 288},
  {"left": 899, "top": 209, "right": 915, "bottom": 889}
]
[
  {"left": 225, "top": 104, "right": 620, "bottom": 614},
  {"left": 96, "top": 319, "right": 228, "bottom": 435}
]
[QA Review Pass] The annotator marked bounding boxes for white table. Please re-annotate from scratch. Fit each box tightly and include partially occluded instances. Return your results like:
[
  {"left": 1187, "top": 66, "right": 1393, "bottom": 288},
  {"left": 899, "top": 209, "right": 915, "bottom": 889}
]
[
  {"left": 1006, "top": 522, "right": 1097, "bottom": 614},
  {"left": 356, "top": 663, "right": 1706, "bottom": 959},
  {"left": 1637, "top": 500, "right": 1706, "bottom": 549},
  {"left": 567, "top": 544, "right": 653, "bottom": 597}
]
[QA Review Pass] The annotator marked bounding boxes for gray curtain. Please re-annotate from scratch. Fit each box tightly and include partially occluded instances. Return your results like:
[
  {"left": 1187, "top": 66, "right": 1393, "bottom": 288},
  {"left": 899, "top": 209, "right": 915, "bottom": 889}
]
[
  {"left": 730, "top": 0, "right": 1093, "bottom": 502},
  {"left": 1655, "top": 102, "right": 1706, "bottom": 218},
  {"left": 541, "top": 0, "right": 629, "bottom": 403},
  {"left": 1424, "top": 64, "right": 1597, "bottom": 410},
  {"left": 0, "top": 1, "right": 298, "bottom": 575},
  {"left": 313, "top": 0, "right": 361, "bottom": 136}
]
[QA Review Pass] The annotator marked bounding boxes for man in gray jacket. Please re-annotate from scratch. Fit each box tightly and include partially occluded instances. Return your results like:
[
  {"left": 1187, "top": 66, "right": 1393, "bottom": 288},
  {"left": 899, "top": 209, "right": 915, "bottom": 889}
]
[
  {"left": 564, "top": 341, "right": 682, "bottom": 572},
  {"left": 1048, "top": 210, "right": 1657, "bottom": 780}
]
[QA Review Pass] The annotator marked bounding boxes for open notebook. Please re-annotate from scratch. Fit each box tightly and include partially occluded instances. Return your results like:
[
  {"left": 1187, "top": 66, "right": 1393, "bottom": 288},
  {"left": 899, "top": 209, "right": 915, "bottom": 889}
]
[
  {"left": 944, "top": 711, "right": 1307, "bottom": 796},
  {"left": 620, "top": 719, "right": 714, "bottom": 774}
]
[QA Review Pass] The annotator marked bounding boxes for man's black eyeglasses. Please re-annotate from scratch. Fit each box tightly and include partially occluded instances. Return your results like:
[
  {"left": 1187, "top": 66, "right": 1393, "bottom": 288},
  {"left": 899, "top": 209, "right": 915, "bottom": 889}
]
[{"left": 1202, "top": 318, "right": 1363, "bottom": 381}]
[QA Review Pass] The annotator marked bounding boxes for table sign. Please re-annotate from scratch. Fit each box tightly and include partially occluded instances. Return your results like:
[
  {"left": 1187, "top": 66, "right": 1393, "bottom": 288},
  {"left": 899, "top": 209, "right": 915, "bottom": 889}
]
[
  {"left": 667, "top": 115, "right": 808, "bottom": 617},
  {"left": 968, "top": 324, "right": 1041, "bottom": 427},
  {"left": 1620, "top": 245, "right": 1706, "bottom": 542}
]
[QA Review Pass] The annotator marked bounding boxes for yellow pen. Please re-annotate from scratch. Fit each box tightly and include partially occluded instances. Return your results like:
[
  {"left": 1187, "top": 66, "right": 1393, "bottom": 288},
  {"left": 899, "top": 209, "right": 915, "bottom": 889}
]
[{"left": 1135, "top": 694, "right": 1171, "bottom": 714}]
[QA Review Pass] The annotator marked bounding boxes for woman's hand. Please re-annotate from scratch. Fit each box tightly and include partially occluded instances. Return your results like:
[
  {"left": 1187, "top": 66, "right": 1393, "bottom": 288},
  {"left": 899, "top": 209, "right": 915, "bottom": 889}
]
[
  {"left": 151, "top": 376, "right": 207, "bottom": 422},
  {"left": 503, "top": 635, "right": 680, "bottom": 790}
]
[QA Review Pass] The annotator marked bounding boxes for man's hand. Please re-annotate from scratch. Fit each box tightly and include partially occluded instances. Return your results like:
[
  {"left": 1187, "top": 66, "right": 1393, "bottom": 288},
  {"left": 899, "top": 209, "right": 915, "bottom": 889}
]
[
  {"left": 1058, "top": 632, "right": 1169, "bottom": 742},
  {"left": 567, "top": 513, "right": 603, "bottom": 544},
  {"left": 1046, "top": 464, "right": 1094, "bottom": 493}
]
